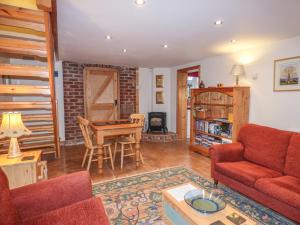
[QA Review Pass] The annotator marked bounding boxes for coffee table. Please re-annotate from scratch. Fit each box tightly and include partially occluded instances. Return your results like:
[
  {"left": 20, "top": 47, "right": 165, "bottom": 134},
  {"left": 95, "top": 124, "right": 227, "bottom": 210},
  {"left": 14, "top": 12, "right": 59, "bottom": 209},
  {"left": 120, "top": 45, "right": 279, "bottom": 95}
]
[{"left": 162, "top": 183, "right": 257, "bottom": 225}]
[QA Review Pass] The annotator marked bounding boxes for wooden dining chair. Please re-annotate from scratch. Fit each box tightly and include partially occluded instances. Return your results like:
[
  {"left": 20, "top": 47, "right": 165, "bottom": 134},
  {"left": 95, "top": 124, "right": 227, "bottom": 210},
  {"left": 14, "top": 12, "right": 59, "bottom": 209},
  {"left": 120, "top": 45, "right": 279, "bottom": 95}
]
[
  {"left": 77, "top": 116, "right": 114, "bottom": 171},
  {"left": 114, "top": 114, "right": 145, "bottom": 169}
]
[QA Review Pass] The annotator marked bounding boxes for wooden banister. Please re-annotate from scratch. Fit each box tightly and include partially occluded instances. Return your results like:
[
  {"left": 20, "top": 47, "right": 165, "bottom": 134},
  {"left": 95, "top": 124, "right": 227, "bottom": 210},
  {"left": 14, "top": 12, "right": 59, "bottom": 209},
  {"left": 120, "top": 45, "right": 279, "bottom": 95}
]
[{"left": 44, "top": 11, "right": 60, "bottom": 158}]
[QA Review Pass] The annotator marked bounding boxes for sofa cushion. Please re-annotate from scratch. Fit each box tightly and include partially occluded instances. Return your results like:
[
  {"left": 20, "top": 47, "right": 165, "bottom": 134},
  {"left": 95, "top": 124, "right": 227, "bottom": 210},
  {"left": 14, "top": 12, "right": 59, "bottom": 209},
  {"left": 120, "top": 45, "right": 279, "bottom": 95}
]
[
  {"left": 0, "top": 168, "right": 21, "bottom": 225},
  {"left": 215, "top": 161, "right": 281, "bottom": 187},
  {"left": 23, "top": 197, "right": 110, "bottom": 225},
  {"left": 238, "top": 124, "right": 293, "bottom": 172},
  {"left": 255, "top": 176, "right": 300, "bottom": 209},
  {"left": 284, "top": 134, "right": 300, "bottom": 178}
]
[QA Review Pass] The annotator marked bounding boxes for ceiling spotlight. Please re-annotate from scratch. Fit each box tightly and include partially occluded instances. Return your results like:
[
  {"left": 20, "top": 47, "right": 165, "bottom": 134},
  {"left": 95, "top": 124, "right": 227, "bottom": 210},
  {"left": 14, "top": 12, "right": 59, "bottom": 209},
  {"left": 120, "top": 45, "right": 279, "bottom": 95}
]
[
  {"left": 231, "top": 39, "right": 237, "bottom": 43},
  {"left": 123, "top": 49, "right": 127, "bottom": 53},
  {"left": 214, "top": 20, "right": 223, "bottom": 25},
  {"left": 105, "top": 35, "right": 112, "bottom": 40},
  {"left": 163, "top": 44, "right": 168, "bottom": 48},
  {"left": 135, "top": 0, "right": 146, "bottom": 6}
]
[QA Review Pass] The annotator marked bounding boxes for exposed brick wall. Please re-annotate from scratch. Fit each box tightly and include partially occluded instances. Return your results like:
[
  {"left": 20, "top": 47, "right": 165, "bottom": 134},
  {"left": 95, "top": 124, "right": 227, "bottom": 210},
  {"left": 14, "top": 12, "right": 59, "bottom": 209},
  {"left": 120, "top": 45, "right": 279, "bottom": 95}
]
[{"left": 63, "top": 61, "right": 137, "bottom": 145}]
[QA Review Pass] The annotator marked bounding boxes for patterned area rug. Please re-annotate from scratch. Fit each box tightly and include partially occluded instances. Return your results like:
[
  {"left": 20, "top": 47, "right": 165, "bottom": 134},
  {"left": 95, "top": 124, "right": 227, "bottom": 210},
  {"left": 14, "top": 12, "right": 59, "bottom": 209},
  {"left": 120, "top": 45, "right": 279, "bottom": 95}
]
[{"left": 92, "top": 167, "right": 296, "bottom": 225}]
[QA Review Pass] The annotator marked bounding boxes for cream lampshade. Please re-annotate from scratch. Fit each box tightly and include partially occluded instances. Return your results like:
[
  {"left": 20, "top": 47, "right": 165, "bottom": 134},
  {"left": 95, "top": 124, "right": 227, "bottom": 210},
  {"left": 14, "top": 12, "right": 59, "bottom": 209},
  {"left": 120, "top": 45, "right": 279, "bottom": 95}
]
[
  {"left": 0, "top": 112, "right": 31, "bottom": 158},
  {"left": 231, "top": 65, "right": 245, "bottom": 86}
]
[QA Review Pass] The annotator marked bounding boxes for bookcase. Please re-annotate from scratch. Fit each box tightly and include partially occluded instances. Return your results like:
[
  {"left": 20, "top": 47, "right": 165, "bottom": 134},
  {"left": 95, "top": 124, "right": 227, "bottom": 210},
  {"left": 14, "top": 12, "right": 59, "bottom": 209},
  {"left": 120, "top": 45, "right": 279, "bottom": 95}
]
[{"left": 189, "top": 87, "right": 250, "bottom": 156}]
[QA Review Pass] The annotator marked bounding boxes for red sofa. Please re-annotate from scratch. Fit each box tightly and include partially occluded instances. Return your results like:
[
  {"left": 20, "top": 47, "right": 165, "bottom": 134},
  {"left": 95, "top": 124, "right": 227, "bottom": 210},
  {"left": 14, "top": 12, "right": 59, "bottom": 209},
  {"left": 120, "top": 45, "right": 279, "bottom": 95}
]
[
  {"left": 211, "top": 124, "right": 300, "bottom": 223},
  {"left": 0, "top": 169, "right": 110, "bottom": 225}
]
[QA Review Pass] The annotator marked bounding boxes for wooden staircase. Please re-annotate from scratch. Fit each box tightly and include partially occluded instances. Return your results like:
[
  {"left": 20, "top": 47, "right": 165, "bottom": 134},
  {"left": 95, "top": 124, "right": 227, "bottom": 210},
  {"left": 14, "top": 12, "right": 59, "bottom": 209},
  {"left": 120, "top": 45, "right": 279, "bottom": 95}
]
[{"left": 0, "top": 3, "right": 60, "bottom": 158}]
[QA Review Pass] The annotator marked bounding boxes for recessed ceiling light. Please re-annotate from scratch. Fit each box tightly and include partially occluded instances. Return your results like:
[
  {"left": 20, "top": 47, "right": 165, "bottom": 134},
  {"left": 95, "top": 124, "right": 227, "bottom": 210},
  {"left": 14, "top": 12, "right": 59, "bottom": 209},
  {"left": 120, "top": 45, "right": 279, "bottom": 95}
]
[
  {"left": 214, "top": 20, "right": 223, "bottom": 25},
  {"left": 231, "top": 39, "right": 237, "bottom": 43},
  {"left": 135, "top": 0, "right": 146, "bottom": 6},
  {"left": 123, "top": 49, "right": 127, "bottom": 53},
  {"left": 105, "top": 35, "right": 112, "bottom": 40},
  {"left": 163, "top": 44, "right": 168, "bottom": 48}
]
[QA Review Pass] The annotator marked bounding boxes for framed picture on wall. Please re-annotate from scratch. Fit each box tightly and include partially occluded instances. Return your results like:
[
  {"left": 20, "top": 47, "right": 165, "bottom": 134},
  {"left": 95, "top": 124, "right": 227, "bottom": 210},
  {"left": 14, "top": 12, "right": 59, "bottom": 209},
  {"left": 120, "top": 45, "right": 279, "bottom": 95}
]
[
  {"left": 156, "top": 75, "right": 164, "bottom": 88},
  {"left": 274, "top": 56, "right": 300, "bottom": 91},
  {"left": 156, "top": 91, "right": 164, "bottom": 104}
]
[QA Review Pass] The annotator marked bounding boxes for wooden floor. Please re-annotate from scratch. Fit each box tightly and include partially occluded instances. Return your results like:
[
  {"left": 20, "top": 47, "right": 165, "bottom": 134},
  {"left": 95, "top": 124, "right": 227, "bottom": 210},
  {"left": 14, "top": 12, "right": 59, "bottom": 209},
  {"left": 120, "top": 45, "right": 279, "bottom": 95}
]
[{"left": 47, "top": 141, "right": 211, "bottom": 183}]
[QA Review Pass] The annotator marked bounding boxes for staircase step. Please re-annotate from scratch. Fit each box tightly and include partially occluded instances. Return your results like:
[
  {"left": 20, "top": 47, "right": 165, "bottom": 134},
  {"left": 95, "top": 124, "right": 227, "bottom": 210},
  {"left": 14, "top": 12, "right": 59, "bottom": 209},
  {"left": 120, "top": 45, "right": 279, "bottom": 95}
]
[
  {"left": 21, "top": 114, "right": 53, "bottom": 122},
  {"left": 0, "top": 4, "right": 44, "bottom": 24},
  {"left": 0, "top": 141, "right": 55, "bottom": 154},
  {"left": 0, "top": 113, "right": 53, "bottom": 122},
  {"left": 0, "top": 17, "right": 45, "bottom": 32},
  {"left": 0, "top": 84, "right": 50, "bottom": 96},
  {"left": 0, "top": 101, "right": 52, "bottom": 110},
  {"left": 0, "top": 64, "right": 49, "bottom": 79},
  {"left": 26, "top": 124, "right": 54, "bottom": 132},
  {"left": 0, "top": 37, "right": 46, "bottom": 57},
  {"left": 0, "top": 133, "right": 54, "bottom": 145}
]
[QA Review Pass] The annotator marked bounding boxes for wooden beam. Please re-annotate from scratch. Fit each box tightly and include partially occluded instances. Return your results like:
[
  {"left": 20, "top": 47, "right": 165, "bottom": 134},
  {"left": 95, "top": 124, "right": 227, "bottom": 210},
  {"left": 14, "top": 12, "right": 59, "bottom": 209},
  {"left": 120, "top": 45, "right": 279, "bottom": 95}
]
[
  {"left": 0, "top": 64, "right": 49, "bottom": 79},
  {"left": 36, "top": 0, "right": 52, "bottom": 12},
  {"left": 0, "top": 4, "right": 44, "bottom": 24},
  {"left": 177, "top": 65, "right": 200, "bottom": 73}
]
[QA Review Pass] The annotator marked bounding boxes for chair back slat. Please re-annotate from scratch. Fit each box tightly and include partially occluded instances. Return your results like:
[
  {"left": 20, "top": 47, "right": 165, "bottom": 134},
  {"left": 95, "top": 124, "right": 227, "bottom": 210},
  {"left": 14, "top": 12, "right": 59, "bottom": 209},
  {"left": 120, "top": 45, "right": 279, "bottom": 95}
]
[
  {"left": 77, "top": 116, "right": 93, "bottom": 148},
  {"left": 130, "top": 114, "right": 145, "bottom": 127}
]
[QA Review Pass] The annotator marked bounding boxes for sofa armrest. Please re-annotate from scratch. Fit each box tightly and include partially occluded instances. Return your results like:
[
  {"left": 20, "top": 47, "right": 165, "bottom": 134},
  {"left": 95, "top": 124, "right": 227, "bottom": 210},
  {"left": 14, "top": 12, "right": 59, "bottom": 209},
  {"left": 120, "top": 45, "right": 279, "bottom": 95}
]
[
  {"left": 210, "top": 142, "right": 244, "bottom": 163},
  {"left": 210, "top": 143, "right": 244, "bottom": 179},
  {"left": 11, "top": 171, "right": 93, "bottom": 221}
]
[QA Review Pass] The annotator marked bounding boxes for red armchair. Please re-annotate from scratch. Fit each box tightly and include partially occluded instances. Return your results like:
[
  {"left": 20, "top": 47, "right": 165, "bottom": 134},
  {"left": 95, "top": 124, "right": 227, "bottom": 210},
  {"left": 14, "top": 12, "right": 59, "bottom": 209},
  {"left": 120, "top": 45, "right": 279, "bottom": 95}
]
[
  {"left": 210, "top": 124, "right": 300, "bottom": 223},
  {"left": 0, "top": 169, "right": 109, "bottom": 225}
]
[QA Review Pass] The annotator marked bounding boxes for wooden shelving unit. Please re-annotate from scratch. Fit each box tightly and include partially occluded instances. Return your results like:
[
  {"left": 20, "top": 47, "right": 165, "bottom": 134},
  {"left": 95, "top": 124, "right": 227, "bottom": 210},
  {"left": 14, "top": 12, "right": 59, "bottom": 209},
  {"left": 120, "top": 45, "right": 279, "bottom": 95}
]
[{"left": 189, "top": 87, "right": 250, "bottom": 156}]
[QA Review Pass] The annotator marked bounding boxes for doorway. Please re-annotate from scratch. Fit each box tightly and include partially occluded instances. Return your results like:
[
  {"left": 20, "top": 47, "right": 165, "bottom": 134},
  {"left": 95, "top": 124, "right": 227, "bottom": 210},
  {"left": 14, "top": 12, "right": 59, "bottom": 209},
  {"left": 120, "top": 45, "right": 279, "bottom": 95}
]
[
  {"left": 84, "top": 68, "right": 120, "bottom": 121},
  {"left": 176, "top": 65, "right": 201, "bottom": 140}
]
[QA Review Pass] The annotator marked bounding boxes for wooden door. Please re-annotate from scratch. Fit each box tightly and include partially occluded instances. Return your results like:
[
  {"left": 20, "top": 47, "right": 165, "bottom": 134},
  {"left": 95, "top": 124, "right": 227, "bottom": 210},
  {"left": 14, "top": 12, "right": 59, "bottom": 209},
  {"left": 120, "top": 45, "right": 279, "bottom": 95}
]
[
  {"left": 177, "top": 71, "right": 188, "bottom": 140},
  {"left": 84, "top": 68, "right": 119, "bottom": 121},
  {"left": 177, "top": 65, "right": 200, "bottom": 140}
]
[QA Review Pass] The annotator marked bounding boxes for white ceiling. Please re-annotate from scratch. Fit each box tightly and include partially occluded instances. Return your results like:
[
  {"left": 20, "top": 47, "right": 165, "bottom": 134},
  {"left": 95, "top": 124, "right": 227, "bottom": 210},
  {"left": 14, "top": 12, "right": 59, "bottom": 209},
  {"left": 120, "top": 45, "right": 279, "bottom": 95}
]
[{"left": 57, "top": 0, "right": 300, "bottom": 67}]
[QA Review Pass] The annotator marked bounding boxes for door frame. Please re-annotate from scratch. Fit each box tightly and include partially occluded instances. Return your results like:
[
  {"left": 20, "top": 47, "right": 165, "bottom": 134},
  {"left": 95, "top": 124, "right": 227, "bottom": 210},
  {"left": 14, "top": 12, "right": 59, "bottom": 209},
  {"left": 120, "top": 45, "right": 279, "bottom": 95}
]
[
  {"left": 83, "top": 67, "right": 120, "bottom": 120},
  {"left": 176, "top": 65, "right": 200, "bottom": 140}
]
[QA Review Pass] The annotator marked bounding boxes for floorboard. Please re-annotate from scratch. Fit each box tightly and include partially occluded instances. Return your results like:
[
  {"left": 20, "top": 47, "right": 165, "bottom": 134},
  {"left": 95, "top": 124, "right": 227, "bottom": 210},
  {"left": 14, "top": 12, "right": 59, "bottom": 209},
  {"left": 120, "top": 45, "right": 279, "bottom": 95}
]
[{"left": 47, "top": 141, "right": 211, "bottom": 183}]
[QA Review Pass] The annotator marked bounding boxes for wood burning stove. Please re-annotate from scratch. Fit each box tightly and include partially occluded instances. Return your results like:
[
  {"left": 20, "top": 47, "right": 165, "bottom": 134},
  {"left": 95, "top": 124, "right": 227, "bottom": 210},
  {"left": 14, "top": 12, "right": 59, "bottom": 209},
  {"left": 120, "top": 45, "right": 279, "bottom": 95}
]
[{"left": 147, "top": 112, "right": 168, "bottom": 133}]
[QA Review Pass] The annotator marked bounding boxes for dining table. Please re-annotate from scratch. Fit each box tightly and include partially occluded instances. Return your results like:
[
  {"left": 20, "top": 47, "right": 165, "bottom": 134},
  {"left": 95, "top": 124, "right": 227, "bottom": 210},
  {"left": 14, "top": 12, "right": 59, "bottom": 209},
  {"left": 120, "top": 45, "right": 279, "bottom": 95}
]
[{"left": 90, "top": 119, "right": 143, "bottom": 173}]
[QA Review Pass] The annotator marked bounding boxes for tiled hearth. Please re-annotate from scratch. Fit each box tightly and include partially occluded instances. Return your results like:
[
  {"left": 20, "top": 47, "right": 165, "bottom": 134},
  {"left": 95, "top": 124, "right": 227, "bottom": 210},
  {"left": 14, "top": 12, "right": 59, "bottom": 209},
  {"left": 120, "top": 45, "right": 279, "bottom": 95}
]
[{"left": 142, "top": 132, "right": 177, "bottom": 143}]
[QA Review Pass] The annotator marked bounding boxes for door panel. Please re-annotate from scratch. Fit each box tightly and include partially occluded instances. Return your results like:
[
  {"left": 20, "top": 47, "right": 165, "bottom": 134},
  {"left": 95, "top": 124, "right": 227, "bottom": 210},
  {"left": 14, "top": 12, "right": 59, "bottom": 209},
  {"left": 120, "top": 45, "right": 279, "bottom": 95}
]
[
  {"left": 177, "top": 71, "right": 188, "bottom": 139},
  {"left": 84, "top": 68, "right": 119, "bottom": 121}
]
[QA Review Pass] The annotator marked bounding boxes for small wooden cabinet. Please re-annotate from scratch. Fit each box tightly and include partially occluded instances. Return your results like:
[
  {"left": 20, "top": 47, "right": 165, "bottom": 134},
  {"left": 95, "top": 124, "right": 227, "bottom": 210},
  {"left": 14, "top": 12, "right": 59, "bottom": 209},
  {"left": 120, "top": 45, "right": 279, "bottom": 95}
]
[
  {"left": 189, "top": 87, "right": 250, "bottom": 156},
  {"left": 0, "top": 150, "right": 47, "bottom": 189}
]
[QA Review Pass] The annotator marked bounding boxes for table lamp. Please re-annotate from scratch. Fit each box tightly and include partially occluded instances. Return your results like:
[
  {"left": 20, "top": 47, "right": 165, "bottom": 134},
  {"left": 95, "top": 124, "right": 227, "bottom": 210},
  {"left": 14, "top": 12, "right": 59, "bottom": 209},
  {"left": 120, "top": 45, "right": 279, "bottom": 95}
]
[
  {"left": 231, "top": 65, "right": 245, "bottom": 86},
  {"left": 0, "top": 112, "right": 31, "bottom": 158}
]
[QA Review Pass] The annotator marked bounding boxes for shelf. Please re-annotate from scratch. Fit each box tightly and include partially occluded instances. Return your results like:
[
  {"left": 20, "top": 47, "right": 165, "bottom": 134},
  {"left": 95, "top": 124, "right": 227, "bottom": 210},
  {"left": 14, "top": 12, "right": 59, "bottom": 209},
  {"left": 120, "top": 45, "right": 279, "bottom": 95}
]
[
  {"left": 189, "top": 144, "right": 210, "bottom": 157},
  {"left": 196, "top": 130, "right": 232, "bottom": 140},
  {"left": 194, "top": 103, "right": 233, "bottom": 107},
  {"left": 194, "top": 118, "right": 233, "bottom": 124}
]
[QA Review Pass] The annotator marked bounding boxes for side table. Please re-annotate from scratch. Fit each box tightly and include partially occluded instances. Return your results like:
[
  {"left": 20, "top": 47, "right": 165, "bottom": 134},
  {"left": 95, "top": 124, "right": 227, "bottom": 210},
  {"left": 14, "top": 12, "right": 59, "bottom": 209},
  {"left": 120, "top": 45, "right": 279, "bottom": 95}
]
[{"left": 0, "top": 150, "right": 47, "bottom": 189}]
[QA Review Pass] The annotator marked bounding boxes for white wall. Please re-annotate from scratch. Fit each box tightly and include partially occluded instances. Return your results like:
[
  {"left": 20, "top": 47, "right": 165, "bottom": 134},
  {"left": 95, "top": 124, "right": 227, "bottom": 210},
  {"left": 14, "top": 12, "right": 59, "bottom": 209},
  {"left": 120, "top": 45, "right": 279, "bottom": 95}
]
[
  {"left": 171, "top": 36, "right": 300, "bottom": 132},
  {"left": 55, "top": 61, "right": 65, "bottom": 141},
  {"left": 138, "top": 68, "right": 153, "bottom": 129},
  {"left": 138, "top": 67, "right": 173, "bottom": 131}
]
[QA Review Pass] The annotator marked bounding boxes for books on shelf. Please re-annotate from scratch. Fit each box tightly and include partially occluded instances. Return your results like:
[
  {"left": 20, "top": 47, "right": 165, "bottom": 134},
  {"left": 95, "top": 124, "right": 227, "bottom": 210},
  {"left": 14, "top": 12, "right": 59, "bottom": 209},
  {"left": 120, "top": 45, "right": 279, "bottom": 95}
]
[
  {"left": 195, "top": 119, "right": 232, "bottom": 139},
  {"left": 194, "top": 134, "right": 232, "bottom": 148}
]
